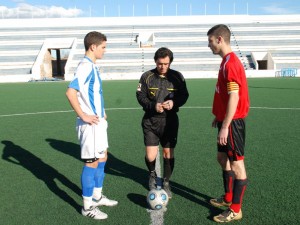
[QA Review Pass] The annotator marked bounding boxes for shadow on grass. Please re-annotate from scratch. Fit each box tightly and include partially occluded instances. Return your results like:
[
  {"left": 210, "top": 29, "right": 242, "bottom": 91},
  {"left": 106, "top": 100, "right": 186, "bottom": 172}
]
[
  {"left": 45, "top": 138, "right": 149, "bottom": 190},
  {"left": 127, "top": 193, "right": 148, "bottom": 208},
  {"left": 45, "top": 138, "right": 222, "bottom": 220},
  {"left": 1, "top": 140, "right": 81, "bottom": 213}
]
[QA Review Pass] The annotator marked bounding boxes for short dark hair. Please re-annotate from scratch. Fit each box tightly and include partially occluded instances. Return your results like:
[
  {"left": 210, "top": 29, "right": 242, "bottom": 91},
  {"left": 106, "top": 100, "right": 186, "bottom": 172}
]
[
  {"left": 154, "top": 47, "right": 174, "bottom": 63},
  {"left": 207, "top": 24, "right": 231, "bottom": 43},
  {"left": 84, "top": 31, "right": 107, "bottom": 51}
]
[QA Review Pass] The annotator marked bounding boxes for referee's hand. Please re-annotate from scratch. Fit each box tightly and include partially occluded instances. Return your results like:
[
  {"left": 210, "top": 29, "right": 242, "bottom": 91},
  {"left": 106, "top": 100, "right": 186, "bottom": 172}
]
[
  {"left": 162, "top": 100, "right": 173, "bottom": 110},
  {"left": 155, "top": 103, "right": 164, "bottom": 113}
]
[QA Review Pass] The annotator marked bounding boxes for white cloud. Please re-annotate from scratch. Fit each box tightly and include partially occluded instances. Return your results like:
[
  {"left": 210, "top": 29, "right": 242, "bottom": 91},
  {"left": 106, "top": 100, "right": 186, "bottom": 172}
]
[
  {"left": 260, "top": 3, "right": 296, "bottom": 15},
  {"left": 0, "top": 3, "right": 82, "bottom": 18}
]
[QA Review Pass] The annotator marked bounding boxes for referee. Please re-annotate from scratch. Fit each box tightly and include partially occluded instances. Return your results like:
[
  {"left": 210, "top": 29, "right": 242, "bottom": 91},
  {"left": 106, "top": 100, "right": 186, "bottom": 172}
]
[{"left": 136, "top": 47, "right": 189, "bottom": 198}]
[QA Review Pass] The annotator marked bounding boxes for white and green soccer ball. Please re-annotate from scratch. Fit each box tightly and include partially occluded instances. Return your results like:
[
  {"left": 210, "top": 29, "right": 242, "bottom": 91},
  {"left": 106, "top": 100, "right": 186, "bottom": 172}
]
[{"left": 147, "top": 188, "right": 169, "bottom": 210}]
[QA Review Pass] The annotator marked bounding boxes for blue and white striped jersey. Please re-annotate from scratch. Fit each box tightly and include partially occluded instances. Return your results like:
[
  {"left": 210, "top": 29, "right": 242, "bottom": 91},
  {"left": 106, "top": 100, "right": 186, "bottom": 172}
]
[{"left": 68, "top": 56, "right": 105, "bottom": 118}]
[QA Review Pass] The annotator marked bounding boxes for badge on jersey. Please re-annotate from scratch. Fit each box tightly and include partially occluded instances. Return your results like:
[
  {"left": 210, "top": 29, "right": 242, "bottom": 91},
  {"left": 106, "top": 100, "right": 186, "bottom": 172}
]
[{"left": 137, "top": 83, "right": 142, "bottom": 91}]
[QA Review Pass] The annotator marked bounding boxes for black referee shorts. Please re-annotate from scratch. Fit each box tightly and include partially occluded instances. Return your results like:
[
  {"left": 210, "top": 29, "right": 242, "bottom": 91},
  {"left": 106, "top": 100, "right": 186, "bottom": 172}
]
[
  {"left": 142, "top": 114, "right": 179, "bottom": 148},
  {"left": 217, "top": 118, "right": 246, "bottom": 161}
]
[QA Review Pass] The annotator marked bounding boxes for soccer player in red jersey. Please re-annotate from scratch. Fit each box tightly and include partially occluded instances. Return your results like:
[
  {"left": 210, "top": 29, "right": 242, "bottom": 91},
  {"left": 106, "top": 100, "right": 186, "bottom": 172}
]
[{"left": 207, "top": 24, "right": 250, "bottom": 223}]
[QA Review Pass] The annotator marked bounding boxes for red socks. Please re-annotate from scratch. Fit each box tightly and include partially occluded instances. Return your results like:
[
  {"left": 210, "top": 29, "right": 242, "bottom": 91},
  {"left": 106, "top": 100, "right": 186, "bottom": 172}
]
[
  {"left": 223, "top": 170, "right": 235, "bottom": 203},
  {"left": 223, "top": 170, "right": 248, "bottom": 212},
  {"left": 230, "top": 179, "right": 248, "bottom": 213}
]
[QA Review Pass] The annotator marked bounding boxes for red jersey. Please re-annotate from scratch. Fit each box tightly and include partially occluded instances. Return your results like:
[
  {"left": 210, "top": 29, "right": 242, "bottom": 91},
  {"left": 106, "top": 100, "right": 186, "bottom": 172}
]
[{"left": 212, "top": 52, "right": 250, "bottom": 121}]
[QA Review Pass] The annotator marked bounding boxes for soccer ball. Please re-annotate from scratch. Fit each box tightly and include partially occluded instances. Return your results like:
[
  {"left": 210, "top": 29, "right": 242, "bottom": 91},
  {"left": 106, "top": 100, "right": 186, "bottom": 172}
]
[{"left": 147, "top": 188, "right": 169, "bottom": 210}]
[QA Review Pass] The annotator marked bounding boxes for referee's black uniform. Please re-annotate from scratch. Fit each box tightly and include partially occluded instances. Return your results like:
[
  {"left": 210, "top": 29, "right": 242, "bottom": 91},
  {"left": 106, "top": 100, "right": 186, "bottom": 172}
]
[{"left": 136, "top": 68, "right": 189, "bottom": 148}]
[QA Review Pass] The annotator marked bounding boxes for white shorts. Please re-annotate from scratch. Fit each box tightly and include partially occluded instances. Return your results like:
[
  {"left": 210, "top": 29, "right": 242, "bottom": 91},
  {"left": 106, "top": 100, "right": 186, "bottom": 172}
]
[{"left": 76, "top": 117, "right": 108, "bottom": 159}]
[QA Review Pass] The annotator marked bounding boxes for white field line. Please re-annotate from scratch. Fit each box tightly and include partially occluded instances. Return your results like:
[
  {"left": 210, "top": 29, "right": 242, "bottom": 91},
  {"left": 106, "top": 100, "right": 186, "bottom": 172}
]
[
  {"left": 0, "top": 110, "right": 74, "bottom": 117},
  {"left": 250, "top": 106, "right": 300, "bottom": 110},
  {"left": 149, "top": 208, "right": 165, "bottom": 225},
  {"left": 155, "top": 147, "right": 162, "bottom": 186},
  {"left": 0, "top": 106, "right": 299, "bottom": 118},
  {"left": 148, "top": 149, "right": 164, "bottom": 225}
]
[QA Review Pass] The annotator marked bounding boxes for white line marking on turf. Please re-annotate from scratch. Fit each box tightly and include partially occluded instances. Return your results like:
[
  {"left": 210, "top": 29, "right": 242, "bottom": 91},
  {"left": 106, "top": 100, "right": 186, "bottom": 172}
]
[
  {"left": 0, "top": 106, "right": 299, "bottom": 118},
  {"left": 250, "top": 106, "right": 300, "bottom": 110},
  {"left": 182, "top": 106, "right": 300, "bottom": 110},
  {"left": 149, "top": 208, "right": 165, "bottom": 225},
  {"left": 148, "top": 147, "right": 164, "bottom": 225},
  {"left": 0, "top": 110, "right": 74, "bottom": 117},
  {"left": 155, "top": 147, "right": 162, "bottom": 186}
]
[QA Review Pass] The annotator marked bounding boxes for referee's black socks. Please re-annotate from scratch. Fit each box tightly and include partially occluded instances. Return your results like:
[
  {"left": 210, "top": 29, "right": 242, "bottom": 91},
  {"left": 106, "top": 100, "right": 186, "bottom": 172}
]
[
  {"left": 163, "top": 158, "right": 175, "bottom": 182},
  {"left": 145, "top": 157, "right": 156, "bottom": 173}
]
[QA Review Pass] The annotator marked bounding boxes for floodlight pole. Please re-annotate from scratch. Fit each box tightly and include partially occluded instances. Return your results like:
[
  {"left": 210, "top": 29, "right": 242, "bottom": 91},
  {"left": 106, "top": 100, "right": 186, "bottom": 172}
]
[
  {"left": 233, "top": 3, "right": 235, "bottom": 15},
  {"left": 147, "top": 4, "right": 149, "bottom": 16},
  {"left": 133, "top": 4, "right": 134, "bottom": 17},
  {"left": 247, "top": 2, "right": 249, "bottom": 15}
]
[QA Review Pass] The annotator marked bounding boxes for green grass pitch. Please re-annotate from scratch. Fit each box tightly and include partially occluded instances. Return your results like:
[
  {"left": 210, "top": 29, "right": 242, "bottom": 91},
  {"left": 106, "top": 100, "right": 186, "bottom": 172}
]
[{"left": 0, "top": 78, "right": 299, "bottom": 225}]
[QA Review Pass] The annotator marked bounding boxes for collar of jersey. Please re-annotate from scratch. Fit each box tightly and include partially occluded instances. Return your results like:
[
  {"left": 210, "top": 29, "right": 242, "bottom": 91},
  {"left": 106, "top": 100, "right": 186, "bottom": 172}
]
[{"left": 84, "top": 56, "right": 93, "bottom": 63}]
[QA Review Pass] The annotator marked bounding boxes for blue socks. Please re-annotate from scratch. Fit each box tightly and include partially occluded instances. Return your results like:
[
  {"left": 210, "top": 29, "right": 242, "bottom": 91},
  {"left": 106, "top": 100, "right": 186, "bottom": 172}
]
[
  {"left": 81, "top": 166, "right": 96, "bottom": 197},
  {"left": 95, "top": 162, "right": 106, "bottom": 188},
  {"left": 81, "top": 161, "right": 106, "bottom": 198}
]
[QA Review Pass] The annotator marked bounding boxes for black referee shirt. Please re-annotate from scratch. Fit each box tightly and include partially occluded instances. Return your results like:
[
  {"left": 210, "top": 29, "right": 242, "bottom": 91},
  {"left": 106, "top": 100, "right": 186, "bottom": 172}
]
[{"left": 136, "top": 68, "right": 189, "bottom": 117}]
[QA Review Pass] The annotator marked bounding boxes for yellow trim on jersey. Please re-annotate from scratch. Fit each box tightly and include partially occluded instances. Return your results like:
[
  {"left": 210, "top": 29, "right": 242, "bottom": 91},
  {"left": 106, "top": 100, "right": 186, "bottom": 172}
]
[
  {"left": 227, "top": 82, "right": 239, "bottom": 93},
  {"left": 146, "top": 73, "right": 155, "bottom": 84}
]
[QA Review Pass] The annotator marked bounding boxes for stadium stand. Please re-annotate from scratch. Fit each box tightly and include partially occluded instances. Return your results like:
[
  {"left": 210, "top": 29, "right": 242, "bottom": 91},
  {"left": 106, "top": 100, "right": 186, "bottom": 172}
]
[{"left": 0, "top": 15, "right": 299, "bottom": 82}]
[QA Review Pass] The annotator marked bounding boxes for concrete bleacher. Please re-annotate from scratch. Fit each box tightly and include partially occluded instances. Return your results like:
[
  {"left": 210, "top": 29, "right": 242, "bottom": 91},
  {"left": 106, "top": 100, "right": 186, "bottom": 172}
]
[
  {"left": 0, "top": 15, "right": 300, "bottom": 82},
  {"left": 229, "top": 22, "right": 300, "bottom": 72}
]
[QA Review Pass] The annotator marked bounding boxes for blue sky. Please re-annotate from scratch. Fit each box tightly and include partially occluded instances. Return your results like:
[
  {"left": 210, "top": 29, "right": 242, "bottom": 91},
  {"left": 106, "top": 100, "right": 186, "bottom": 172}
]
[{"left": 1, "top": 0, "right": 300, "bottom": 18}]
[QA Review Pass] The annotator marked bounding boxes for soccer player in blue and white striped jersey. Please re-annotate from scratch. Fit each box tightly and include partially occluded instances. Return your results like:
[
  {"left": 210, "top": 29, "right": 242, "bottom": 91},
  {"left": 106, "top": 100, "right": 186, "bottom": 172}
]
[{"left": 66, "top": 31, "right": 118, "bottom": 220}]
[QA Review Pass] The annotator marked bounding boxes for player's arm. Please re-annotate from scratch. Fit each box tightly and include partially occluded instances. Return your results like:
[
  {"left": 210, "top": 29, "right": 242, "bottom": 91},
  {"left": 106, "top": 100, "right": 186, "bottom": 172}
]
[
  {"left": 174, "top": 73, "right": 189, "bottom": 108},
  {"left": 66, "top": 88, "right": 99, "bottom": 125},
  {"left": 218, "top": 82, "right": 239, "bottom": 146},
  {"left": 136, "top": 76, "right": 156, "bottom": 112}
]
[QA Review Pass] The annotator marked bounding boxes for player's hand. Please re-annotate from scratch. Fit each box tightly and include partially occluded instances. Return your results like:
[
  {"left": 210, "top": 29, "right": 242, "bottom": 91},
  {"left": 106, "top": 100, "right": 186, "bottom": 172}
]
[
  {"left": 162, "top": 100, "right": 173, "bottom": 110},
  {"left": 155, "top": 103, "right": 164, "bottom": 113},
  {"left": 218, "top": 127, "right": 228, "bottom": 146},
  {"left": 81, "top": 114, "right": 99, "bottom": 125}
]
